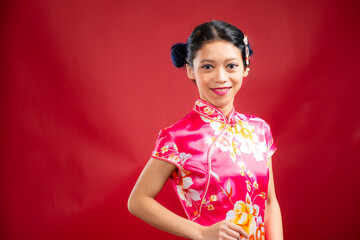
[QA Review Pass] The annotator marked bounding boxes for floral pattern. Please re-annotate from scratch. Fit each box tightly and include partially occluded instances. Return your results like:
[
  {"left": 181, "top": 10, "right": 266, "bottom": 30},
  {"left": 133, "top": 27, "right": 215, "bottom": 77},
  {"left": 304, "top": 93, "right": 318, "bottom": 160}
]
[
  {"left": 203, "top": 114, "right": 268, "bottom": 162},
  {"left": 176, "top": 152, "right": 201, "bottom": 207},
  {"left": 221, "top": 159, "right": 268, "bottom": 238},
  {"left": 151, "top": 99, "right": 276, "bottom": 239},
  {"left": 177, "top": 170, "right": 201, "bottom": 207},
  {"left": 226, "top": 193, "right": 259, "bottom": 236}
]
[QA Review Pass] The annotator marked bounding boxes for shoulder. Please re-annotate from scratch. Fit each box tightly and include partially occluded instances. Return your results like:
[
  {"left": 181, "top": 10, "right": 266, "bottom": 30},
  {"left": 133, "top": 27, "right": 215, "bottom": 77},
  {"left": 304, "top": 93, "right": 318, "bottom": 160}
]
[
  {"left": 158, "top": 111, "right": 196, "bottom": 135},
  {"left": 235, "top": 111, "right": 268, "bottom": 123},
  {"left": 234, "top": 111, "right": 272, "bottom": 130}
]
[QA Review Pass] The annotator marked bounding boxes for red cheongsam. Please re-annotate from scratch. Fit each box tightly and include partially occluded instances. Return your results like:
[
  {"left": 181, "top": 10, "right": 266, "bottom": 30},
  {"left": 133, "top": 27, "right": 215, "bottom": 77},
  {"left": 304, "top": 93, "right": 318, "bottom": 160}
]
[{"left": 151, "top": 99, "right": 276, "bottom": 239}]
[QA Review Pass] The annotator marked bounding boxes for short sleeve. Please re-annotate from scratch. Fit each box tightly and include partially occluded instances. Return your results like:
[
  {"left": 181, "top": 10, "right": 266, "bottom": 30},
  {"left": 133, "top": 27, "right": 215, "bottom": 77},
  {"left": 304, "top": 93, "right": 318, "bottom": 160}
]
[
  {"left": 151, "top": 129, "right": 181, "bottom": 169},
  {"left": 264, "top": 122, "right": 277, "bottom": 159}
]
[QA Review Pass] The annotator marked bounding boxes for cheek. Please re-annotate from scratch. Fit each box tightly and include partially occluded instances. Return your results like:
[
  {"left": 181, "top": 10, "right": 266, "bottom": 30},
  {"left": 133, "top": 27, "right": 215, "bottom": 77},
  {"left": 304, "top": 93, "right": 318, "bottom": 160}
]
[
  {"left": 233, "top": 75, "right": 244, "bottom": 85},
  {"left": 194, "top": 74, "right": 210, "bottom": 87},
  {"left": 196, "top": 81, "right": 207, "bottom": 92},
  {"left": 194, "top": 71, "right": 206, "bottom": 81},
  {"left": 232, "top": 79, "right": 243, "bottom": 93}
]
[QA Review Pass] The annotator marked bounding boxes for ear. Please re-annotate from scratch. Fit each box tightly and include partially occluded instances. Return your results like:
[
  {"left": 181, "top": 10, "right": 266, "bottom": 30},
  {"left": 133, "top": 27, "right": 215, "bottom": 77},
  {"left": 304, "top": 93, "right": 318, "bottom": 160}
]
[
  {"left": 186, "top": 64, "right": 195, "bottom": 80},
  {"left": 243, "top": 67, "right": 250, "bottom": 77}
]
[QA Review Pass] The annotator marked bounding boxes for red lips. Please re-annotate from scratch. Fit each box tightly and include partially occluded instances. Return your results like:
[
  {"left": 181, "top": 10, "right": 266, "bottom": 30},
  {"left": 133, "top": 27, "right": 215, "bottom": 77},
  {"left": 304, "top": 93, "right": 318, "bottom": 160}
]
[{"left": 211, "top": 87, "right": 232, "bottom": 96}]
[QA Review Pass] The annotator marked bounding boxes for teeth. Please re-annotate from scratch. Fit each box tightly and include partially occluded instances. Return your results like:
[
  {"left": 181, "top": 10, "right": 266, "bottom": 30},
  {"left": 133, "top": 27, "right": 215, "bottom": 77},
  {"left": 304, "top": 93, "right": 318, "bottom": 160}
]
[{"left": 214, "top": 88, "right": 229, "bottom": 91}]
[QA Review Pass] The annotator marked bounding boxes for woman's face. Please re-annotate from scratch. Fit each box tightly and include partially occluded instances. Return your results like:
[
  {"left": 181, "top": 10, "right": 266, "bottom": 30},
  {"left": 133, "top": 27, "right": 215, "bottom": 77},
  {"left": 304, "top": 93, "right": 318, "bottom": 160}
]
[{"left": 186, "top": 40, "right": 248, "bottom": 117}]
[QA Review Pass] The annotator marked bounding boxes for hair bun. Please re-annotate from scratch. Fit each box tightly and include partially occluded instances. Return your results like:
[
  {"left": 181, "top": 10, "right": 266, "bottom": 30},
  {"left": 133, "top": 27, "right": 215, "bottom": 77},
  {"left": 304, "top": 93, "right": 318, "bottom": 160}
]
[{"left": 171, "top": 43, "right": 187, "bottom": 68}]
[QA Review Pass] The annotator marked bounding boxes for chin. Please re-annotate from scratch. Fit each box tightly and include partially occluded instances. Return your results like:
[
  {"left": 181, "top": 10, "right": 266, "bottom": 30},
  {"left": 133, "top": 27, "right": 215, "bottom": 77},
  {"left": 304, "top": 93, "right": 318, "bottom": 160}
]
[{"left": 212, "top": 98, "right": 233, "bottom": 108}]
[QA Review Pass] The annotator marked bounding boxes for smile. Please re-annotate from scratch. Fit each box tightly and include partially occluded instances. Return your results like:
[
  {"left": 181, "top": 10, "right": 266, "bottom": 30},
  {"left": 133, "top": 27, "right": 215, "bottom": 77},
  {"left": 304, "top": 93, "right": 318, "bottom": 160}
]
[{"left": 211, "top": 87, "right": 232, "bottom": 96}]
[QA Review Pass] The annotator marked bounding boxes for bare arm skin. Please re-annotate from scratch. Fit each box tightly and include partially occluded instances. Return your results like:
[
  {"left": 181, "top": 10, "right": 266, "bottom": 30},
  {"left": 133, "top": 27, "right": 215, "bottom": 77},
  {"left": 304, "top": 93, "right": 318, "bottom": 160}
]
[
  {"left": 265, "top": 158, "right": 284, "bottom": 240},
  {"left": 128, "top": 158, "right": 249, "bottom": 240}
]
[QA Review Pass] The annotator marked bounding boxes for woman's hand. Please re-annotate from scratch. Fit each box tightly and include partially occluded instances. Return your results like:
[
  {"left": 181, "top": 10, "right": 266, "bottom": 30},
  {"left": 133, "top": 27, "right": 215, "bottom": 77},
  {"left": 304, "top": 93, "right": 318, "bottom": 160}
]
[{"left": 198, "top": 220, "right": 249, "bottom": 240}]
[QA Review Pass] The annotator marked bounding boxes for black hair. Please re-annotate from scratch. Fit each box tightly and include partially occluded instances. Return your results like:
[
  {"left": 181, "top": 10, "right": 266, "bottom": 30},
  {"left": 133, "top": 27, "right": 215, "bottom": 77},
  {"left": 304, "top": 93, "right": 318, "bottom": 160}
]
[{"left": 171, "top": 20, "right": 253, "bottom": 69}]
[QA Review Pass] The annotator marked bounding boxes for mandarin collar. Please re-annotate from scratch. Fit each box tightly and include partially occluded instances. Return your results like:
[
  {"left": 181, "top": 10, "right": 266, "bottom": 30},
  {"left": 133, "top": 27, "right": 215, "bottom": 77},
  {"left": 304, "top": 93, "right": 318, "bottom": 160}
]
[{"left": 193, "top": 99, "right": 237, "bottom": 125}]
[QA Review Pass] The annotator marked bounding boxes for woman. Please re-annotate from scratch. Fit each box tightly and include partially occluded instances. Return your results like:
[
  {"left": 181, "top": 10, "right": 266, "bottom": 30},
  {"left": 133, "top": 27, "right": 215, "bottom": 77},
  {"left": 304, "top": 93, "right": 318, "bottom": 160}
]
[{"left": 128, "top": 20, "right": 283, "bottom": 240}]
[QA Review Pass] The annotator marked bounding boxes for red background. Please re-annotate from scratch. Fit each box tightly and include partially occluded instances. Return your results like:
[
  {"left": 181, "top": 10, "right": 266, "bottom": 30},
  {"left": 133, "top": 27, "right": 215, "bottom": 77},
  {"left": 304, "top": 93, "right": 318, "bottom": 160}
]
[{"left": 1, "top": 0, "right": 359, "bottom": 239}]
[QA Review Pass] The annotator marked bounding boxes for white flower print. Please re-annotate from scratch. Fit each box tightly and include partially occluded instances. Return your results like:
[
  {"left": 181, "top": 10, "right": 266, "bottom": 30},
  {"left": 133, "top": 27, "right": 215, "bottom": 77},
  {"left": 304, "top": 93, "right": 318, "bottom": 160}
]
[
  {"left": 215, "top": 134, "right": 240, "bottom": 162},
  {"left": 234, "top": 121, "right": 267, "bottom": 161},
  {"left": 176, "top": 152, "right": 201, "bottom": 207},
  {"left": 177, "top": 172, "right": 201, "bottom": 207},
  {"left": 200, "top": 116, "right": 224, "bottom": 135},
  {"left": 179, "top": 152, "right": 192, "bottom": 164}
]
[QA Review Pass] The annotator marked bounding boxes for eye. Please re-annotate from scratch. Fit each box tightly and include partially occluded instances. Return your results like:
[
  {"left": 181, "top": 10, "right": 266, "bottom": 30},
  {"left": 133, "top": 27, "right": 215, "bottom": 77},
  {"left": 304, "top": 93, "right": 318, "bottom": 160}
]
[
  {"left": 201, "top": 64, "right": 213, "bottom": 70},
  {"left": 227, "top": 63, "right": 238, "bottom": 70}
]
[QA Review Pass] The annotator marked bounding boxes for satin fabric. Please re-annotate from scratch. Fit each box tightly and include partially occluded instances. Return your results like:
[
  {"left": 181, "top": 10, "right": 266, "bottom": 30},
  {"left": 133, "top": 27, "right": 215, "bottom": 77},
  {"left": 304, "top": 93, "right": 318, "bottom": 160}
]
[{"left": 152, "top": 99, "right": 276, "bottom": 239}]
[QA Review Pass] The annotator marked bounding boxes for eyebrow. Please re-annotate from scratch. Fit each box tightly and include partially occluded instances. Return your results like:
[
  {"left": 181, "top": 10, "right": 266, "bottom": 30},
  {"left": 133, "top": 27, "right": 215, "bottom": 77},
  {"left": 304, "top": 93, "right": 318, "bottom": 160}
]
[{"left": 200, "top": 58, "right": 241, "bottom": 63}]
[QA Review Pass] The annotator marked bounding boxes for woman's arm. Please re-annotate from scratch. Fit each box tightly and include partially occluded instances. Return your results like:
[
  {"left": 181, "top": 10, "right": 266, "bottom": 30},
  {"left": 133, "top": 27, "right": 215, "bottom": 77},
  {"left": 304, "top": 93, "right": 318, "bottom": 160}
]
[
  {"left": 128, "top": 158, "right": 249, "bottom": 240},
  {"left": 265, "top": 158, "right": 283, "bottom": 240}
]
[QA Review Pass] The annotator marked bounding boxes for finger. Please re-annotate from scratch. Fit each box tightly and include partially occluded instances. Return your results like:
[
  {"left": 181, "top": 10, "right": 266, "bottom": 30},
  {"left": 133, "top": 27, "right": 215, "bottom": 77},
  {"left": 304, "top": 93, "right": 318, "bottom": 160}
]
[
  {"left": 226, "top": 222, "right": 250, "bottom": 239},
  {"left": 217, "top": 222, "right": 242, "bottom": 240},
  {"left": 224, "top": 227, "right": 243, "bottom": 239}
]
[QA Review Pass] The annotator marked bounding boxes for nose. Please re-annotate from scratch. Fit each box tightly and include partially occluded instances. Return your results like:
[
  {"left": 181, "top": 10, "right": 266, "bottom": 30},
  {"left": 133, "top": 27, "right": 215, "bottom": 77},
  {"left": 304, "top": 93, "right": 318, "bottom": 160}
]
[{"left": 215, "top": 67, "right": 228, "bottom": 83}]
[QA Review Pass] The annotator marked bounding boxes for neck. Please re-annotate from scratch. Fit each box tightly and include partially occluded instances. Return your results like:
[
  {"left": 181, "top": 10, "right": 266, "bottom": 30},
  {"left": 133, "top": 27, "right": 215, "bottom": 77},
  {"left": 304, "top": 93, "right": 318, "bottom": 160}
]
[{"left": 220, "top": 105, "right": 233, "bottom": 119}]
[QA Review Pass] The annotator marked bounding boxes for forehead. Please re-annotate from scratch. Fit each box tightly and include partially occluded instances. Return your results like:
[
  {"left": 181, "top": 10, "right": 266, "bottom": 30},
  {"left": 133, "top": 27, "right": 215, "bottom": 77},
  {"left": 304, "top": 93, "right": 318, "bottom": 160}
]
[{"left": 195, "top": 40, "right": 242, "bottom": 60}]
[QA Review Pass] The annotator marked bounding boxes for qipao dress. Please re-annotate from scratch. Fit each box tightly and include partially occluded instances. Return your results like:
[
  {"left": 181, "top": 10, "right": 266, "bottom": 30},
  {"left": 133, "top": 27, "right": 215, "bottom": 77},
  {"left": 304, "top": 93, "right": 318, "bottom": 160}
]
[{"left": 151, "top": 99, "right": 276, "bottom": 239}]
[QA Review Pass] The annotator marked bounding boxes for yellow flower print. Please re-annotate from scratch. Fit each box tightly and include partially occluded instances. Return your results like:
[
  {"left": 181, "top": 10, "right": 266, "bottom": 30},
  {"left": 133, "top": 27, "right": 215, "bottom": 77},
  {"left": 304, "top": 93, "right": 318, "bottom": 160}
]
[
  {"left": 238, "top": 161, "right": 246, "bottom": 170},
  {"left": 246, "top": 180, "right": 252, "bottom": 192},
  {"left": 238, "top": 162, "right": 246, "bottom": 176},
  {"left": 202, "top": 118, "right": 243, "bottom": 162},
  {"left": 215, "top": 134, "right": 239, "bottom": 162},
  {"left": 195, "top": 100, "right": 205, "bottom": 107},
  {"left": 259, "top": 192, "right": 266, "bottom": 199},
  {"left": 161, "top": 145, "right": 169, "bottom": 154},
  {"left": 207, "top": 204, "right": 215, "bottom": 211},
  {"left": 226, "top": 193, "right": 260, "bottom": 236},
  {"left": 247, "top": 170, "right": 253, "bottom": 178},
  {"left": 231, "top": 141, "right": 240, "bottom": 159},
  {"left": 254, "top": 222, "right": 265, "bottom": 240},
  {"left": 168, "top": 153, "right": 180, "bottom": 163},
  {"left": 204, "top": 106, "right": 215, "bottom": 115},
  {"left": 229, "top": 120, "right": 252, "bottom": 138},
  {"left": 210, "top": 195, "right": 217, "bottom": 201},
  {"left": 253, "top": 182, "right": 259, "bottom": 189},
  {"left": 205, "top": 136, "right": 216, "bottom": 145},
  {"left": 234, "top": 121, "right": 267, "bottom": 161}
]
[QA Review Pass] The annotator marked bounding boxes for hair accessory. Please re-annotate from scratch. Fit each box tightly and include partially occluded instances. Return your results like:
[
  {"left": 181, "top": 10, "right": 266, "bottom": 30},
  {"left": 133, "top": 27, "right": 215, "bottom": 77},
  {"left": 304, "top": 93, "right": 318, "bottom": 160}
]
[{"left": 243, "top": 35, "right": 250, "bottom": 66}]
